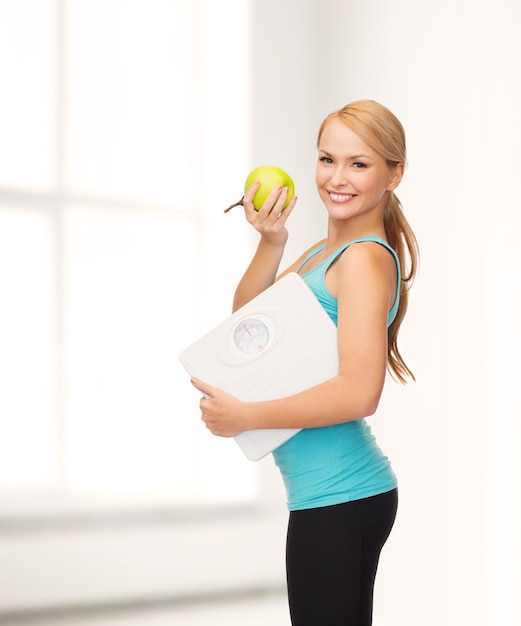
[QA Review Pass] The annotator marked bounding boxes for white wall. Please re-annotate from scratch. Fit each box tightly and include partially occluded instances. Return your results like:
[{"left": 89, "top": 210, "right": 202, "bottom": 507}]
[{"left": 247, "top": 0, "right": 328, "bottom": 264}]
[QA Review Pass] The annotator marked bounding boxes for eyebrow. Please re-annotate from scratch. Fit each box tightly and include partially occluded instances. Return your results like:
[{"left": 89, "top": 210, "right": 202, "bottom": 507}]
[{"left": 318, "top": 149, "right": 373, "bottom": 160}]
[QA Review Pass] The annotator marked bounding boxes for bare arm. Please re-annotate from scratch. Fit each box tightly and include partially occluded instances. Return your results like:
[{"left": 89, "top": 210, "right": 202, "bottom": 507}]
[
  {"left": 193, "top": 242, "right": 397, "bottom": 435},
  {"left": 232, "top": 181, "right": 297, "bottom": 311}
]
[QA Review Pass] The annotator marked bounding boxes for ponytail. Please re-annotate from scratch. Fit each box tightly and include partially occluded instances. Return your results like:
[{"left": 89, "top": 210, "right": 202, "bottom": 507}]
[{"left": 384, "top": 191, "right": 419, "bottom": 383}]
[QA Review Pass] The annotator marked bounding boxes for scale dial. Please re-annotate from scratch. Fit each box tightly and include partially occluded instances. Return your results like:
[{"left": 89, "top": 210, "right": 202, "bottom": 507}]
[
  {"left": 221, "top": 311, "right": 278, "bottom": 363},
  {"left": 234, "top": 318, "right": 270, "bottom": 354}
]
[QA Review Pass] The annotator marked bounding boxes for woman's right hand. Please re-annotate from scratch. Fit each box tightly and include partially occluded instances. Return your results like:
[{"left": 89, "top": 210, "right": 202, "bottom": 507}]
[{"left": 242, "top": 181, "right": 297, "bottom": 247}]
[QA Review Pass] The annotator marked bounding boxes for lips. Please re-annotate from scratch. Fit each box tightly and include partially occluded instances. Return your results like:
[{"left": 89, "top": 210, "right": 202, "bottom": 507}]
[{"left": 328, "top": 191, "right": 356, "bottom": 203}]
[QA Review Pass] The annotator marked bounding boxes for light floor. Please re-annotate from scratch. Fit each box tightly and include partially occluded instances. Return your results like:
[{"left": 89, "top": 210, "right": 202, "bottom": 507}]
[{"left": 0, "top": 592, "right": 290, "bottom": 626}]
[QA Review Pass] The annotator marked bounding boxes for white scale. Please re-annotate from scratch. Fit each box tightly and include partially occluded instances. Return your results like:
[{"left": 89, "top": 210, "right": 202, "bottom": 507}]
[{"left": 179, "top": 272, "right": 338, "bottom": 461}]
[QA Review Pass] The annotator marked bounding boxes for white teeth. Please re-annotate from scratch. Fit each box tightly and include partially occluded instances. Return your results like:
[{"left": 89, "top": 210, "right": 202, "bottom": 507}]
[{"left": 329, "top": 193, "right": 353, "bottom": 202}]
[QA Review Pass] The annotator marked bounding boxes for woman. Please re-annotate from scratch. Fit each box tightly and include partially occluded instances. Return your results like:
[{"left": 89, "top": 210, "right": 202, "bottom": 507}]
[{"left": 192, "top": 99, "right": 418, "bottom": 625}]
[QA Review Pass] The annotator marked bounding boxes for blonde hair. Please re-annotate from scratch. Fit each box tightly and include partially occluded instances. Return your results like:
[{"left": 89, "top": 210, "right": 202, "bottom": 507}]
[{"left": 318, "top": 100, "right": 419, "bottom": 383}]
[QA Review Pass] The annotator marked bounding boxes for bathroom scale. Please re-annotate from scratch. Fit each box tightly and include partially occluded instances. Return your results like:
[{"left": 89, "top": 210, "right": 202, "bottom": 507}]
[{"left": 179, "top": 272, "right": 339, "bottom": 461}]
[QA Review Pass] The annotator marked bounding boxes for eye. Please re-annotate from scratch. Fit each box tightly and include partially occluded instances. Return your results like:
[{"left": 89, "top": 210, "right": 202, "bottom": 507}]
[
  {"left": 353, "top": 162, "right": 368, "bottom": 169},
  {"left": 319, "top": 156, "right": 333, "bottom": 164}
]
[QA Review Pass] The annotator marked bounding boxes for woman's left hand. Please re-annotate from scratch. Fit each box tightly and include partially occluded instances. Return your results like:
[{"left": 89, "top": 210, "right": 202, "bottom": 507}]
[{"left": 191, "top": 378, "right": 247, "bottom": 437}]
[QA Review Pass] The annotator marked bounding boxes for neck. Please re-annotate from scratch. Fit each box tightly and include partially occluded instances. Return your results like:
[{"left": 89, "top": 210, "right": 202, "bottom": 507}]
[{"left": 325, "top": 217, "right": 387, "bottom": 252}]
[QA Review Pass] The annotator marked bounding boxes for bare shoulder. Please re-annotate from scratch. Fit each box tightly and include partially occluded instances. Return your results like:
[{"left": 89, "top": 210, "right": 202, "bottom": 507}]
[
  {"left": 341, "top": 240, "right": 396, "bottom": 272},
  {"left": 328, "top": 240, "right": 397, "bottom": 303}
]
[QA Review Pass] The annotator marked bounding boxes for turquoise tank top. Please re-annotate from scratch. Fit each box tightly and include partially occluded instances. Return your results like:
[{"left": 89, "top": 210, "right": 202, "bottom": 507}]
[{"left": 272, "top": 236, "right": 399, "bottom": 511}]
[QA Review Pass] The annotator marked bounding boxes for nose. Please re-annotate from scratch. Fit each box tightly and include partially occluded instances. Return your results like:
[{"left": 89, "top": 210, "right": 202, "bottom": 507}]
[{"left": 330, "top": 166, "right": 348, "bottom": 187}]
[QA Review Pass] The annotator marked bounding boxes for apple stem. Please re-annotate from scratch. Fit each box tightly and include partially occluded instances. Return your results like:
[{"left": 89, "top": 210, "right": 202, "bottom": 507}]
[{"left": 223, "top": 196, "right": 245, "bottom": 213}]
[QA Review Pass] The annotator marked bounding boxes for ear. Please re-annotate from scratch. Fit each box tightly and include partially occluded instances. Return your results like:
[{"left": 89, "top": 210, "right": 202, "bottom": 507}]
[{"left": 387, "top": 162, "right": 404, "bottom": 191}]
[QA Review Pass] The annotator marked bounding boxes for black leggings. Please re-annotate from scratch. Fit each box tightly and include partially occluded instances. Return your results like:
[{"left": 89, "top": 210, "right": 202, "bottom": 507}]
[{"left": 285, "top": 489, "right": 398, "bottom": 626}]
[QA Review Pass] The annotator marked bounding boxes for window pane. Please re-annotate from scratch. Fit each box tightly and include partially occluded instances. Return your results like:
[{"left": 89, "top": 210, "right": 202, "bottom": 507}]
[
  {"left": 66, "top": 0, "right": 198, "bottom": 204},
  {"left": 64, "top": 207, "right": 254, "bottom": 502},
  {"left": 0, "top": 209, "right": 56, "bottom": 485},
  {"left": 0, "top": 0, "right": 56, "bottom": 189},
  {"left": 64, "top": 208, "right": 196, "bottom": 494},
  {"left": 0, "top": 0, "right": 255, "bottom": 507}
]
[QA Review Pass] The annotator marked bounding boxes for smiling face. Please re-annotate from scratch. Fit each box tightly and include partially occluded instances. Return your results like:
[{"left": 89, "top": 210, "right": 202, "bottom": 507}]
[{"left": 316, "top": 118, "right": 403, "bottom": 225}]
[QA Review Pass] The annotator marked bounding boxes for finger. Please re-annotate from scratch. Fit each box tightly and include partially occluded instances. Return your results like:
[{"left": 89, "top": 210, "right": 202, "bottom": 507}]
[
  {"left": 242, "top": 181, "right": 261, "bottom": 214},
  {"left": 266, "top": 186, "right": 291, "bottom": 218},
  {"left": 262, "top": 189, "right": 296, "bottom": 225},
  {"left": 191, "top": 377, "right": 214, "bottom": 398},
  {"left": 277, "top": 193, "right": 298, "bottom": 221},
  {"left": 256, "top": 185, "right": 285, "bottom": 216}
]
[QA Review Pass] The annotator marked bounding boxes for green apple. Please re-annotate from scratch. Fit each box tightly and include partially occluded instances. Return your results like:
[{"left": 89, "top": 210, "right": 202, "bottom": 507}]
[
  {"left": 244, "top": 165, "right": 295, "bottom": 211},
  {"left": 224, "top": 165, "right": 295, "bottom": 213}
]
